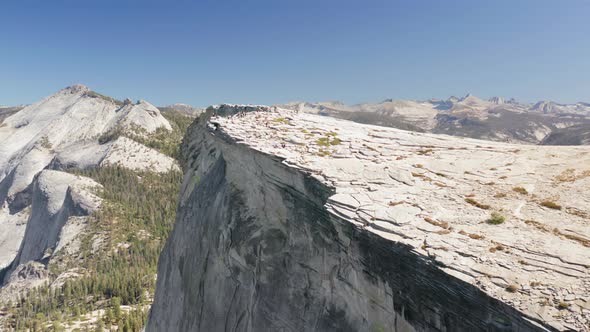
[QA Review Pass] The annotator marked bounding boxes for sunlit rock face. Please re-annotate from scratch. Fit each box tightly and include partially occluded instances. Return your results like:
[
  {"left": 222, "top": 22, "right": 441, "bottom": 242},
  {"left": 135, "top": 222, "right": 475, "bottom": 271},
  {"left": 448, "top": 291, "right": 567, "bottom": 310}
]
[{"left": 148, "top": 105, "right": 589, "bottom": 331}]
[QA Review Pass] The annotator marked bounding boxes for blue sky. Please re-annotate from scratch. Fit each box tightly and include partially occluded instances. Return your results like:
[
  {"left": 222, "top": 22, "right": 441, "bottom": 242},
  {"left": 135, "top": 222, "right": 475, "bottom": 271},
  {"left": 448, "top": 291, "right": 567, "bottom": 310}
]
[{"left": 1, "top": 0, "right": 589, "bottom": 106}]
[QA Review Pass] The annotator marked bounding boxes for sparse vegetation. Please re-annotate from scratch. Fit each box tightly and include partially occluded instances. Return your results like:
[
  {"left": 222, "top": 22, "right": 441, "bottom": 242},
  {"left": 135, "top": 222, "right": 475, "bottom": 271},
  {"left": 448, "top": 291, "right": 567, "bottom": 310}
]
[
  {"left": 315, "top": 132, "right": 342, "bottom": 147},
  {"left": 459, "top": 230, "right": 484, "bottom": 240},
  {"left": 316, "top": 149, "right": 332, "bottom": 157},
  {"left": 552, "top": 228, "right": 590, "bottom": 247},
  {"left": 557, "top": 301, "right": 569, "bottom": 310},
  {"left": 468, "top": 233, "right": 484, "bottom": 240},
  {"left": 423, "top": 217, "right": 448, "bottom": 228},
  {"left": 512, "top": 186, "right": 528, "bottom": 195},
  {"left": 84, "top": 90, "right": 124, "bottom": 106},
  {"left": 540, "top": 200, "right": 562, "bottom": 210},
  {"left": 494, "top": 192, "right": 507, "bottom": 198},
  {"left": 554, "top": 168, "right": 590, "bottom": 183},
  {"left": 272, "top": 117, "right": 288, "bottom": 124},
  {"left": 525, "top": 219, "right": 549, "bottom": 232},
  {"left": 417, "top": 148, "right": 433, "bottom": 155},
  {"left": 487, "top": 212, "right": 505, "bottom": 225},
  {"left": 465, "top": 197, "right": 491, "bottom": 210},
  {"left": 98, "top": 111, "right": 194, "bottom": 159},
  {"left": 505, "top": 284, "right": 519, "bottom": 293},
  {"left": 39, "top": 136, "right": 52, "bottom": 150},
  {"left": 489, "top": 244, "right": 505, "bottom": 253}
]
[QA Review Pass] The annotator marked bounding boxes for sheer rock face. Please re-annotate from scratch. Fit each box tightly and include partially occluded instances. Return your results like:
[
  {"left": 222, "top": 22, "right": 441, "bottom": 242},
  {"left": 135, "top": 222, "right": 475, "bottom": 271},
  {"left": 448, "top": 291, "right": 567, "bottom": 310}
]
[{"left": 148, "top": 105, "right": 589, "bottom": 331}]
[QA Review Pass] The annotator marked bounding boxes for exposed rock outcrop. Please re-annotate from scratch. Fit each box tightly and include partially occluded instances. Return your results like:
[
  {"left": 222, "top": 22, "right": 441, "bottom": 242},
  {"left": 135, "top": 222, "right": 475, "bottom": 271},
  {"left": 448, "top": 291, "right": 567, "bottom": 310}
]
[
  {"left": 0, "top": 170, "right": 101, "bottom": 297},
  {"left": 148, "top": 106, "right": 589, "bottom": 331}
]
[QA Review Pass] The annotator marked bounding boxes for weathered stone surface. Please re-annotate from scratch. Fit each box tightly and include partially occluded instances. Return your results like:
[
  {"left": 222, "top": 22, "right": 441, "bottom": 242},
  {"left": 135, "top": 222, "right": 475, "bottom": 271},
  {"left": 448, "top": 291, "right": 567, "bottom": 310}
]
[{"left": 148, "top": 105, "right": 590, "bottom": 331}]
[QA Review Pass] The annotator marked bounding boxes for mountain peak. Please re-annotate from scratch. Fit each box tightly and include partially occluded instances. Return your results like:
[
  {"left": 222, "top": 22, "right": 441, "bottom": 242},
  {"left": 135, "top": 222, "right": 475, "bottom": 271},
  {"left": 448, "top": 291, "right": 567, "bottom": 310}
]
[
  {"left": 61, "top": 84, "right": 90, "bottom": 94},
  {"left": 488, "top": 96, "right": 505, "bottom": 104}
]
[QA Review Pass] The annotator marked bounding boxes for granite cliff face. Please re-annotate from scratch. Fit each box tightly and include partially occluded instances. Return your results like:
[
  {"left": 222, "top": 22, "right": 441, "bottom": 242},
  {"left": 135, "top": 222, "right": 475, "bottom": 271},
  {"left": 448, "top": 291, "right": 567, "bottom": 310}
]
[{"left": 148, "top": 106, "right": 589, "bottom": 331}]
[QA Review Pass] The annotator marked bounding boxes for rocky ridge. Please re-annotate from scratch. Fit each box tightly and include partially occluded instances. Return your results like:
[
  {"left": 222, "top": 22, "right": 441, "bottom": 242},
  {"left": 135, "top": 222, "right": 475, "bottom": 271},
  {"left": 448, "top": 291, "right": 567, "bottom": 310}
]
[{"left": 148, "top": 105, "right": 589, "bottom": 331}]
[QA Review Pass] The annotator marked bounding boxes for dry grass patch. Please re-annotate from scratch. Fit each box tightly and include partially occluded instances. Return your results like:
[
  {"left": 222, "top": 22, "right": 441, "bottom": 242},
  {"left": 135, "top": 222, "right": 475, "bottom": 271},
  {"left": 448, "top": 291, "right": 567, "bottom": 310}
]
[
  {"left": 512, "top": 187, "right": 528, "bottom": 195},
  {"left": 424, "top": 217, "right": 449, "bottom": 229},
  {"left": 565, "top": 207, "right": 589, "bottom": 219},
  {"left": 505, "top": 284, "right": 519, "bottom": 293},
  {"left": 489, "top": 244, "right": 505, "bottom": 253},
  {"left": 468, "top": 233, "right": 485, "bottom": 240},
  {"left": 557, "top": 301, "right": 569, "bottom": 310},
  {"left": 554, "top": 168, "right": 590, "bottom": 183},
  {"left": 553, "top": 228, "right": 590, "bottom": 247},
  {"left": 525, "top": 219, "right": 549, "bottom": 232},
  {"left": 435, "top": 229, "right": 451, "bottom": 235},
  {"left": 465, "top": 198, "right": 491, "bottom": 210},
  {"left": 494, "top": 192, "right": 507, "bottom": 198},
  {"left": 316, "top": 149, "right": 332, "bottom": 157},
  {"left": 272, "top": 117, "right": 289, "bottom": 124},
  {"left": 417, "top": 148, "right": 433, "bottom": 155},
  {"left": 540, "top": 200, "right": 561, "bottom": 210},
  {"left": 459, "top": 230, "right": 485, "bottom": 240}
]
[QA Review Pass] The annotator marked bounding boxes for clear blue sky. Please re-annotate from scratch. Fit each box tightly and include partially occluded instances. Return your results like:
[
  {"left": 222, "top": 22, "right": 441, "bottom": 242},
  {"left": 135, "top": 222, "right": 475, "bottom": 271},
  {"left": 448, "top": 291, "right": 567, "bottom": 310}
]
[{"left": 1, "top": 0, "right": 589, "bottom": 107}]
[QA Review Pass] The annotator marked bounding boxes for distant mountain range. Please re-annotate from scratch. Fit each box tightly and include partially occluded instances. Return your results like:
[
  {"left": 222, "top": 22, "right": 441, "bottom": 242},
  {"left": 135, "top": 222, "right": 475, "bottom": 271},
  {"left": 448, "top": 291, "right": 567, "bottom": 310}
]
[{"left": 280, "top": 94, "right": 590, "bottom": 145}]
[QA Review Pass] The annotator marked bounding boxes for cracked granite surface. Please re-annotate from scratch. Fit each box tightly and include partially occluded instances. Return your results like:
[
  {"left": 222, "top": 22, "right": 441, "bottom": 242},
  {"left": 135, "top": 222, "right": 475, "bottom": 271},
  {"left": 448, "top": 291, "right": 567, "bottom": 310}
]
[{"left": 210, "top": 105, "right": 590, "bottom": 331}]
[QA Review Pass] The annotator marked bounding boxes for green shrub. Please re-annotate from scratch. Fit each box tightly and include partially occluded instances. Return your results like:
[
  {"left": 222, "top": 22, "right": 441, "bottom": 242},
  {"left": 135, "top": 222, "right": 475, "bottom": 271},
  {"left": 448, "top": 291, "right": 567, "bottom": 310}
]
[{"left": 487, "top": 212, "right": 506, "bottom": 225}]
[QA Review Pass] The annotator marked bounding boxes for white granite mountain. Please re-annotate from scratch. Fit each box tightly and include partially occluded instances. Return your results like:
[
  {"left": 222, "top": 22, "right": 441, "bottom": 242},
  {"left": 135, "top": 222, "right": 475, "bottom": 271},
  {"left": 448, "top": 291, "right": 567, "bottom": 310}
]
[{"left": 0, "top": 85, "right": 179, "bottom": 297}]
